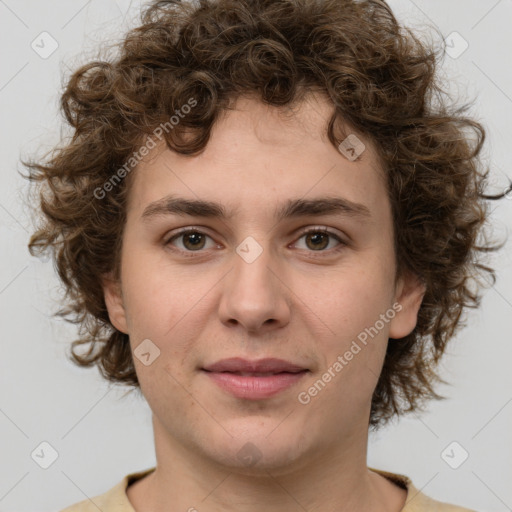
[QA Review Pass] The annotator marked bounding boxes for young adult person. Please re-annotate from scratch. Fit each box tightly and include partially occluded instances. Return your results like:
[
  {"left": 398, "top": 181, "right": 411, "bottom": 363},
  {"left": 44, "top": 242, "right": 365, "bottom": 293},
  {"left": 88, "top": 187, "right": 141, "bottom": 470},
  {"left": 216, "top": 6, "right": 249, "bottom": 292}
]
[{"left": 24, "top": 0, "right": 506, "bottom": 510}]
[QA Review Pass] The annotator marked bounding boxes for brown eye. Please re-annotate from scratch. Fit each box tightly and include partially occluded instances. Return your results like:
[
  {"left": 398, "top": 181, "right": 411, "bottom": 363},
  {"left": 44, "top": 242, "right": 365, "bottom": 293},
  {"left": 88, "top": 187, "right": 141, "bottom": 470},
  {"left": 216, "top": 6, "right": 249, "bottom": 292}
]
[
  {"left": 181, "top": 232, "right": 206, "bottom": 250},
  {"left": 166, "top": 230, "right": 214, "bottom": 252},
  {"left": 294, "top": 228, "right": 345, "bottom": 253},
  {"left": 304, "top": 232, "right": 330, "bottom": 250}
]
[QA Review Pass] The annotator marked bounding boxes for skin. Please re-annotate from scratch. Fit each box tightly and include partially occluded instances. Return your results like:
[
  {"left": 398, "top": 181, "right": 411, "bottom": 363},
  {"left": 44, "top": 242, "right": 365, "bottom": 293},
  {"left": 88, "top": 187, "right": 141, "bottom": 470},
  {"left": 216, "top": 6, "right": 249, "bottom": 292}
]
[{"left": 103, "top": 92, "right": 426, "bottom": 512}]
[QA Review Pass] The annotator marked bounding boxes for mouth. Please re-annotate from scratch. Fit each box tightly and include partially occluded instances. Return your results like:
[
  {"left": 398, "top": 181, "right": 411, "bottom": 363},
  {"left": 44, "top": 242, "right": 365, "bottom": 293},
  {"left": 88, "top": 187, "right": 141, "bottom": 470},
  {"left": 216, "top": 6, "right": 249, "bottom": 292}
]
[
  {"left": 201, "top": 358, "right": 309, "bottom": 400},
  {"left": 209, "top": 370, "right": 305, "bottom": 377},
  {"left": 202, "top": 357, "right": 308, "bottom": 374}
]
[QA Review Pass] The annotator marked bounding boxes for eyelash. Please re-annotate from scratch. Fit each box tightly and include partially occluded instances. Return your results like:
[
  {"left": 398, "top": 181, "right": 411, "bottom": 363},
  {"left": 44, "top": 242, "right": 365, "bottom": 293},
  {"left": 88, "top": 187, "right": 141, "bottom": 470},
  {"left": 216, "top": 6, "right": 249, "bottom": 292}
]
[{"left": 163, "top": 226, "right": 347, "bottom": 258}]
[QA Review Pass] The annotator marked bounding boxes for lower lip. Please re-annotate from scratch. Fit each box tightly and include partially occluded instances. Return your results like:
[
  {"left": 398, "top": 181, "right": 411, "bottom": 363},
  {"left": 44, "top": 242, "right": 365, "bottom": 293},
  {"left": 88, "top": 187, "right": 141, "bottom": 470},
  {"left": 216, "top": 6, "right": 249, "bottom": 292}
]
[{"left": 203, "top": 370, "right": 308, "bottom": 400}]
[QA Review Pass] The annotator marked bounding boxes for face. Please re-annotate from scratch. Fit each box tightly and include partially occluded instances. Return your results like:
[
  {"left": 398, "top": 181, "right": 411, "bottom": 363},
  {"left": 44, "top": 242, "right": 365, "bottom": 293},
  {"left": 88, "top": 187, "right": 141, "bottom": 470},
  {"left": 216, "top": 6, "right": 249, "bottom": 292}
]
[{"left": 103, "top": 93, "right": 425, "bottom": 474}]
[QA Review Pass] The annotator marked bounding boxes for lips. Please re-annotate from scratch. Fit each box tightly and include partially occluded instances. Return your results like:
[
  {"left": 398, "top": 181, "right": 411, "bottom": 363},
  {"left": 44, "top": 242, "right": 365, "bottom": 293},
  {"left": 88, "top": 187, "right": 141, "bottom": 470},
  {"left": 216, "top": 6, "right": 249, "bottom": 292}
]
[
  {"left": 202, "top": 357, "right": 307, "bottom": 374},
  {"left": 201, "top": 358, "right": 309, "bottom": 400}
]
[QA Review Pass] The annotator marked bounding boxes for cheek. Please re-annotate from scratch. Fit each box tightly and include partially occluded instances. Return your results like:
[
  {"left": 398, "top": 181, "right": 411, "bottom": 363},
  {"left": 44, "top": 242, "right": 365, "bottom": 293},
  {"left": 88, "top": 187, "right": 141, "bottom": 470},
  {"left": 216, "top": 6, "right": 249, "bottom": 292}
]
[
  {"left": 119, "top": 249, "right": 215, "bottom": 378},
  {"left": 119, "top": 247, "right": 197, "bottom": 337},
  {"left": 309, "top": 263, "right": 392, "bottom": 332},
  {"left": 300, "top": 258, "right": 394, "bottom": 380}
]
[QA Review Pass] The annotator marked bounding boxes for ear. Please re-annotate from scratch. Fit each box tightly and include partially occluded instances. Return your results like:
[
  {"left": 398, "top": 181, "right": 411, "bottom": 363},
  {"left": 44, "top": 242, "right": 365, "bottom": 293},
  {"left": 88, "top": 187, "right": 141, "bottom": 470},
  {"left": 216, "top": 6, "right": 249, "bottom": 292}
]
[
  {"left": 388, "top": 269, "right": 426, "bottom": 339},
  {"left": 101, "top": 272, "right": 129, "bottom": 334}
]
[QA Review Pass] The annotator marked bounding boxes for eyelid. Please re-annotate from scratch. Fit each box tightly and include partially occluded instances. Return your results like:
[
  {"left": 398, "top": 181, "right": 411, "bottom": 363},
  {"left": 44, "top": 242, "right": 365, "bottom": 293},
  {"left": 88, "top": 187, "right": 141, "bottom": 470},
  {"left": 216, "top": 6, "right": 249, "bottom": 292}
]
[
  {"left": 164, "top": 225, "right": 212, "bottom": 243},
  {"left": 163, "top": 226, "right": 219, "bottom": 250},
  {"left": 294, "top": 225, "right": 346, "bottom": 241}
]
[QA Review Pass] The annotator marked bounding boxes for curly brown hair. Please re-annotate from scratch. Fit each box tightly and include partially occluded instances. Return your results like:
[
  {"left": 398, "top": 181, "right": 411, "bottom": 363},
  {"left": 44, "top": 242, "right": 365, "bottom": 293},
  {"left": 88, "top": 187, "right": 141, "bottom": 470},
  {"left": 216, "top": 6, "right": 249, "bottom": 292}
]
[{"left": 22, "top": 0, "right": 507, "bottom": 429}]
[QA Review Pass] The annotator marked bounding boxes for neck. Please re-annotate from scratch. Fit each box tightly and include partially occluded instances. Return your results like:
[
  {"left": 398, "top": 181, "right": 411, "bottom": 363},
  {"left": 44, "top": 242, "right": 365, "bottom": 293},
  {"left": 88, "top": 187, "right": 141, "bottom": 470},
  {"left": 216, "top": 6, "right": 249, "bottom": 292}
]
[{"left": 127, "top": 416, "right": 406, "bottom": 512}]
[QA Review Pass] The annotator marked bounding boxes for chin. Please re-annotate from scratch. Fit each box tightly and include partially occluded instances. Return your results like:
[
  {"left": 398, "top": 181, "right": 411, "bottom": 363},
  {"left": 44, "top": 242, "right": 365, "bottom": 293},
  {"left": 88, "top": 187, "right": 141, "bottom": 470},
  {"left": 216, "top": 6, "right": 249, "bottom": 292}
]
[{"left": 202, "top": 424, "right": 308, "bottom": 474}]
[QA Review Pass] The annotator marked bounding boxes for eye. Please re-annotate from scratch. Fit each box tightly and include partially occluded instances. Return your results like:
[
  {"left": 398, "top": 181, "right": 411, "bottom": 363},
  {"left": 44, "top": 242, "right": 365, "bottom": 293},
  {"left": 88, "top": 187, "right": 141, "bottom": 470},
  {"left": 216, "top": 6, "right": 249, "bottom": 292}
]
[
  {"left": 293, "top": 227, "right": 346, "bottom": 253},
  {"left": 164, "top": 229, "right": 217, "bottom": 252},
  {"left": 164, "top": 226, "right": 346, "bottom": 256}
]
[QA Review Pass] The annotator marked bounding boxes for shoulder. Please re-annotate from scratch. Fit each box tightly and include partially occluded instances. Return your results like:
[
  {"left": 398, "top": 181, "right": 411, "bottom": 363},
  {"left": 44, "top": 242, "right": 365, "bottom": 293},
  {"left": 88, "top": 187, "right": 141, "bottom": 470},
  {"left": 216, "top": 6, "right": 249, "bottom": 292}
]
[
  {"left": 369, "top": 467, "right": 478, "bottom": 512},
  {"left": 404, "top": 483, "right": 478, "bottom": 512},
  {"left": 58, "top": 479, "right": 128, "bottom": 512},
  {"left": 58, "top": 468, "right": 156, "bottom": 512}
]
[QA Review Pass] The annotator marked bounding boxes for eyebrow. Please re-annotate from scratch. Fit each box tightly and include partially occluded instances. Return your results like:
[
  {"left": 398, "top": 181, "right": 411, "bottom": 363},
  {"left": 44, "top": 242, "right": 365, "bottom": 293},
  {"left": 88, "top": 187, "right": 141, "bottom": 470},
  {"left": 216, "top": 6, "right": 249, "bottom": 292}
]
[{"left": 141, "top": 195, "right": 372, "bottom": 223}]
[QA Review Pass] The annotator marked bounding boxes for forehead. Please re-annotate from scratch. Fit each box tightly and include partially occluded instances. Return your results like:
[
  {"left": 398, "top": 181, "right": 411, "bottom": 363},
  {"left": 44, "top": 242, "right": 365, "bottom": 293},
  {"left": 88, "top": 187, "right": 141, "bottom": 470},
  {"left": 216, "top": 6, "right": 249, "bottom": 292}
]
[{"left": 126, "top": 93, "right": 387, "bottom": 220}]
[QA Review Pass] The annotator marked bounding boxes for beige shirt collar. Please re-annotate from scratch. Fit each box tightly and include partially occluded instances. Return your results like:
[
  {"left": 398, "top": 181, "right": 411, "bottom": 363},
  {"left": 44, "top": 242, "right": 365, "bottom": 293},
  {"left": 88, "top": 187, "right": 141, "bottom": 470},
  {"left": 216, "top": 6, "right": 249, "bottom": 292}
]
[{"left": 60, "top": 466, "right": 476, "bottom": 512}]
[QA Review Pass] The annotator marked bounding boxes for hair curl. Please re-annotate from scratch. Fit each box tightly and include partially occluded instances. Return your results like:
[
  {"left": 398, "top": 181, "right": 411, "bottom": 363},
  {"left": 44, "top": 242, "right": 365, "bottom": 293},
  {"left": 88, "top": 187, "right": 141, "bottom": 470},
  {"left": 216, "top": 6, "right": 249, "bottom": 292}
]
[{"left": 22, "top": 0, "right": 507, "bottom": 428}]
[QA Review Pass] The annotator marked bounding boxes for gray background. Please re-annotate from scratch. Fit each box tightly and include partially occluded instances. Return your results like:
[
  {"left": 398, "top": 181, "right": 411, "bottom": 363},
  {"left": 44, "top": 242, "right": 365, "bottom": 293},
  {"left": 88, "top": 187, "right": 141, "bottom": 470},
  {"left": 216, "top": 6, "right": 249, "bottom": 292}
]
[{"left": 1, "top": 1, "right": 511, "bottom": 510}]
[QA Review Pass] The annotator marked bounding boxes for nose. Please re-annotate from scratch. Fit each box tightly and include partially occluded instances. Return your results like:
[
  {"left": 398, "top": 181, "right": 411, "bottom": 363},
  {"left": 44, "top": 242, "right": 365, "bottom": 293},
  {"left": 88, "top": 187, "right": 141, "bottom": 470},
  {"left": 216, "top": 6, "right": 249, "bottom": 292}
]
[{"left": 217, "top": 238, "right": 291, "bottom": 334}]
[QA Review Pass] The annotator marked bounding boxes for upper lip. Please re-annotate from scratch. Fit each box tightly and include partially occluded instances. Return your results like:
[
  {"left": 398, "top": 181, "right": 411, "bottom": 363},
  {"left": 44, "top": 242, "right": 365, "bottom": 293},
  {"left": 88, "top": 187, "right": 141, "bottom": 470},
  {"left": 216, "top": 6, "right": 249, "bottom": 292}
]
[{"left": 202, "top": 357, "right": 307, "bottom": 373}]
